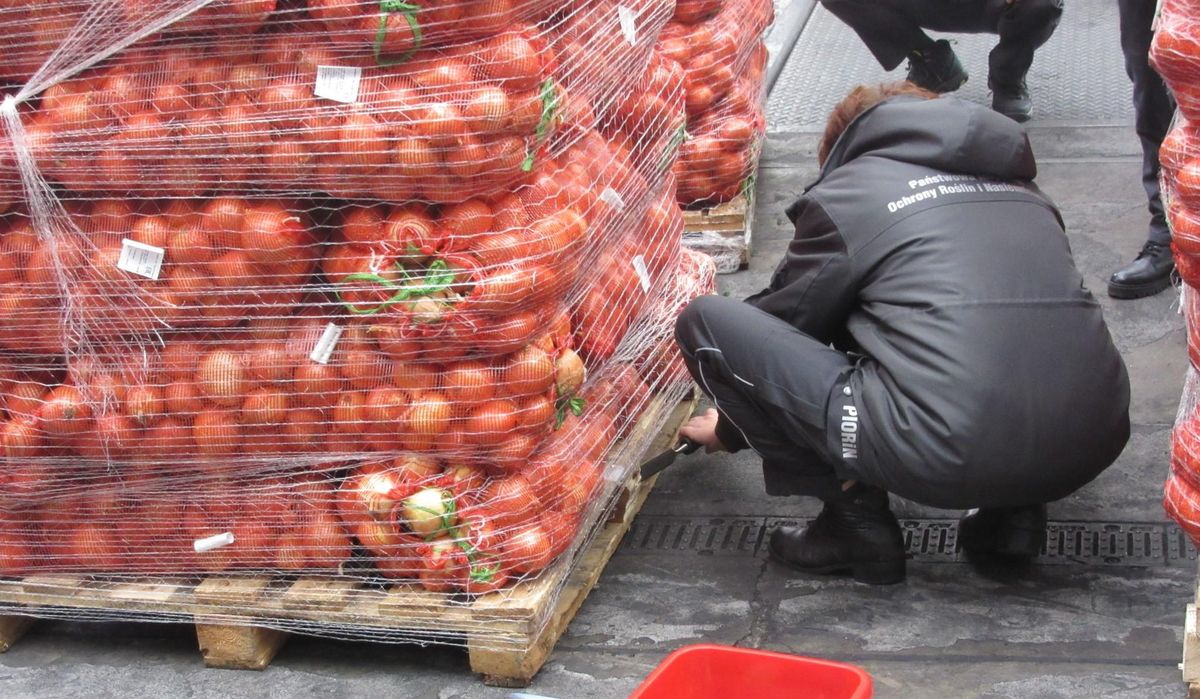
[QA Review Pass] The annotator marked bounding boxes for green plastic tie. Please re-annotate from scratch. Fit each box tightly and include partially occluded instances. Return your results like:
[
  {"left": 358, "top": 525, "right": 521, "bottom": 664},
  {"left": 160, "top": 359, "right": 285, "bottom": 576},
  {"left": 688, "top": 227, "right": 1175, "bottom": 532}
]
[
  {"left": 522, "top": 78, "right": 561, "bottom": 172},
  {"left": 740, "top": 172, "right": 757, "bottom": 201},
  {"left": 334, "top": 259, "right": 457, "bottom": 315},
  {"left": 334, "top": 271, "right": 410, "bottom": 316},
  {"left": 657, "top": 120, "right": 688, "bottom": 174},
  {"left": 375, "top": 0, "right": 423, "bottom": 67},
  {"left": 469, "top": 558, "right": 501, "bottom": 583}
]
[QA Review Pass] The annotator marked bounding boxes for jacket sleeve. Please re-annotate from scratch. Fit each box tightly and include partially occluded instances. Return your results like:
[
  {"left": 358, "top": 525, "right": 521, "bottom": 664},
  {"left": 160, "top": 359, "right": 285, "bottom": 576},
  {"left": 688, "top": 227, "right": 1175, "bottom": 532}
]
[
  {"left": 744, "top": 196, "right": 857, "bottom": 344},
  {"left": 714, "top": 411, "right": 750, "bottom": 453}
]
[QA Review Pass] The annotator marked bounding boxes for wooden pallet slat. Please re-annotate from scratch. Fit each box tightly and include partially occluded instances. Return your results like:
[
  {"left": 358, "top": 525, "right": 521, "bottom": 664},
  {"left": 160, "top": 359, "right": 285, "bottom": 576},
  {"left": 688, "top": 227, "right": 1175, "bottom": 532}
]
[
  {"left": 108, "top": 581, "right": 185, "bottom": 606},
  {"left": 0, "top": 392, "right": 697, "bottom": 686},
  {"left": 193, "top": 576, "right": 273, "bottom": 608},
  {"left": 0, "top": 615, "right": 33, "bottom": 652},
  {"left": 18, "top": 574, "right": 89, "bottom": 600},
  {"left": 193, "top": 576, "right": 286, "bottom": 670},
  {"left": 196, "top": 622, "right": 289, "bottom": 671},
  {"left": 1184, "top": 560, "right": 1200, "bottom": 696},
  {"left": 378, "top": 584, "right": 475, "bottom": 633},
  {"left": 279, "top": 578, "right": 359, "bottom": 614},
  {"left": 683, "top": 193, "right": 754, "bottom": 273}
]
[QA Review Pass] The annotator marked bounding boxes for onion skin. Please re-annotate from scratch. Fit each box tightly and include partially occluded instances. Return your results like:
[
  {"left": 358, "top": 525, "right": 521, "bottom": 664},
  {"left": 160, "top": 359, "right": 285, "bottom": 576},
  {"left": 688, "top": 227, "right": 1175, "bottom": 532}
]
[
  {"left": 554, "top": 348, "right": 586, "bottom": 397},
  {"left": 401, "top": 487, "right": 456, "bottom": 538}
]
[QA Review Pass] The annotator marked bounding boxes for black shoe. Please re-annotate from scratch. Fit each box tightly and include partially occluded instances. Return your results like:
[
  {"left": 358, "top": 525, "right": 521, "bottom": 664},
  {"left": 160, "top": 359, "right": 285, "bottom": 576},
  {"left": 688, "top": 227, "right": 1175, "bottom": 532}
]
[
  {"left": 767, "top": 484, "right": 906, "bottom": 585},
  {"left": 906, "top": 40, "right": 968, "bottom": 94},
  {"left": 958, "top": 504, "right": 1047, "bottom": 558},
  {"left": 989, "top": 78, "right": 1032, "bottom": 122},
  {"left": 1108, "top": 240, "right": 1176, "bottom": 299}
]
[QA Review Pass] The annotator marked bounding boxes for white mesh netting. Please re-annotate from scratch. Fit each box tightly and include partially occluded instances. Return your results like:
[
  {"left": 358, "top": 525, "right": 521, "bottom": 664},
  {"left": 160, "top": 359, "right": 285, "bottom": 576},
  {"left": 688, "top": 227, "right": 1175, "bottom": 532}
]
[
  {"left": 1151, "top": 0, "right": 1200, "bottom": 545},
  {"left": 0, "top": 0, "right": 726, "bottom": 651}
]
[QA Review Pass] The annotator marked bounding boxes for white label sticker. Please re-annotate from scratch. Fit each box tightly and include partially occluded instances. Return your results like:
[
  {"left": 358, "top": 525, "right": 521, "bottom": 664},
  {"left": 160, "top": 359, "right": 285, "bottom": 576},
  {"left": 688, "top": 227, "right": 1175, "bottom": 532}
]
[
  {"left": 617, "top": 6, "right": 637, "bottom": 45},
  {"left": 314, "top": 65, "right": 362, "bottom": 104},
  {"left": 600, "top": 187, "right": 625, "bottom": 211},
  {"left": 193, "top": 532, "right": 235, "bottom": 553},
  {"left": 632, "top": 255, "right": 651, "bottom": 293},
  {"left": 117, "top": 238, "right": 165, "bottom": 280},
  {"left": 310, "top": 323, "right": 344, "bottom": 364},
  {"left": 603, "top": 460, "right": 630, "bottom": 484}
]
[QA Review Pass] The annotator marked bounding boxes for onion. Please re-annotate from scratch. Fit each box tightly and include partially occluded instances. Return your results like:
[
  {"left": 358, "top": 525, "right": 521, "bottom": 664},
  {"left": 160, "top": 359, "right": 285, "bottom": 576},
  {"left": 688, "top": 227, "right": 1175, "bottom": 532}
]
[
  {"left": 502, "top": 523, "right": 555, "bottom": 574},
  {"left": 196, "top": 348, "right": 249, "bottom": 407},
  {"left": 124, "top": 384, "right": 163, "bottom": 426},
  {"left": 444, "top": 361, "right": 496, "bottom": 404},
  {"left": 0, "top": 418, "right": 42, "bottom": 458},
  {"left": 342, "top": 205, "right": 386, "bottom": 244},
  {"left": 401, "top": 487, "right": 455, "bottom": 538},
  {"left": 39, "top": 385, "right": 92, "bottom": 438},
  {"left": 163, "top": 382, "right": 203, "bottom": 418},
  {"left": 464, "top": 400, "right": 518, "bottom": 447},
  {"left": 305, "top": 513, "right": 352, "bottom": 568},
  {"left": 192, "top": 409, "right": 243, "bottom": 456},
  {"left": 554, "top": 348, "right": 586, "bottom": 397},
  {"left": 481, "top": 474, "right": 541, "bottom": 533},
  {"left": 503, "top": 346, "right": 555, "bottom": 397},
  {"left": 241, "top": 388, "right": 290, "bottom": 426},
  {"left": 404, "top": 391, "right": 453, "bottom": 451},
  {"left": 76, "top": 413, "right": 136, "bottom": 460},
  {"left": 393, "top": 454, "right": 441, "bottom": 481},
  {"left": 293, "top": 363, "right": 344, "bottom": 409},
  {"left": 363, "top": 385, "right": 408, "bottom": 450}
]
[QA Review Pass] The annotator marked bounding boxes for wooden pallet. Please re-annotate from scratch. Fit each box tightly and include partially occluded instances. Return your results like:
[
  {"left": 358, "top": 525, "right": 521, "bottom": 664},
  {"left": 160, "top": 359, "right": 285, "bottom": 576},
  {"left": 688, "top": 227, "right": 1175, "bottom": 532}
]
[
  {"left": 0, "top": 393, "right": 696, "bottom": 687},
  {"left": 1184, "top": 559, "right": 1200, "bottom": 697},
  {"left": 682, "top": 193, "right": 754, "bottom": 274}
]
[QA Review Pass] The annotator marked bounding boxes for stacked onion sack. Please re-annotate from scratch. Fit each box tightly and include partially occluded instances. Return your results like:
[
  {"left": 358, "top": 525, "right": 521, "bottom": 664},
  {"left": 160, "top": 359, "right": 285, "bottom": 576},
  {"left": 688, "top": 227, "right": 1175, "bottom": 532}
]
[
  {"left": 657, "top": 0, "right": 773, "bottom": 207},
  {"left": 1150, "top": 0, "right": 1200, "bottom": 543},
  {"left": 0, "top": 0, "right": 710, "bottom": 612}
]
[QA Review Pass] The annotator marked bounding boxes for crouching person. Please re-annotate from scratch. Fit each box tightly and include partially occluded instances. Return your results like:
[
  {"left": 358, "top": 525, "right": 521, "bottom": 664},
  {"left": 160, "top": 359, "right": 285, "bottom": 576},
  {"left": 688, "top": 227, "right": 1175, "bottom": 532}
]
[{"left": 674, "top": 83, "right": 1130, "bottom": 585}]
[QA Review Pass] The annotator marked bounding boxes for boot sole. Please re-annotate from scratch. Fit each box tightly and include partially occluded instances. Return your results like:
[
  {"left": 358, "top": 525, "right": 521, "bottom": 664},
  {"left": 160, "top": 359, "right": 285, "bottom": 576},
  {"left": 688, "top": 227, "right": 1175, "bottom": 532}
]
[
  {"left": 992, "top": 104, "right": 1032, "bottom": 123},
  {"left": 914, "top": 73, "right": 968, "bottom": 95},
  {"left": 961, "top": 526, "right": 1043, "bottom": 559},
  {"left": 1107, "top": 273, "right": 1174, "bottom": 299},
  {"left": 767, "top": 542, "right": 906, "bottom": 585},
  {"left": 992, "top": 527, "right": 1042, "bottom": 558}
]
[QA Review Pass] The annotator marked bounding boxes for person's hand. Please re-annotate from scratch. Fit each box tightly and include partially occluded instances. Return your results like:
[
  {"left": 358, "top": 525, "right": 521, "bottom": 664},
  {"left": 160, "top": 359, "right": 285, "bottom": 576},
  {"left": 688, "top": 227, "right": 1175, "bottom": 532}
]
[{"left": 678, "top": 408, "right": 728, "bottom": 453}]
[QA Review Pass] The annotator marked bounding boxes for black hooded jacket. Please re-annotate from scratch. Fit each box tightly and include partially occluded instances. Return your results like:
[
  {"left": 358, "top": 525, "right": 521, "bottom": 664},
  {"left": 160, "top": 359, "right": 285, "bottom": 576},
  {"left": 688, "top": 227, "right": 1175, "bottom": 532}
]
[{"left": 748, "top": 96, "right": 1130, "bottom": 508}]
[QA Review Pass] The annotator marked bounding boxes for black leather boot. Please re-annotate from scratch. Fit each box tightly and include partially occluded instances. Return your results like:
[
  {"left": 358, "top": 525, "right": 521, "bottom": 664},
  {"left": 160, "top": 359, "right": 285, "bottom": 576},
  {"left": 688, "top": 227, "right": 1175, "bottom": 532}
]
[
  {"left": 958, "top": 504, "right": 1047, "bottom": 558},
  {"left": 767, "top": 484, "right": 906, "bottom": 585},
  {"left": 906, "top": 39, "right": 968, "bottom": 94},
  {"left": 989, "top": 78, "right": 1032, "bottom": 123},
  {"left": 1108, "top": 240, "right": 1176, "bottom": 299}
]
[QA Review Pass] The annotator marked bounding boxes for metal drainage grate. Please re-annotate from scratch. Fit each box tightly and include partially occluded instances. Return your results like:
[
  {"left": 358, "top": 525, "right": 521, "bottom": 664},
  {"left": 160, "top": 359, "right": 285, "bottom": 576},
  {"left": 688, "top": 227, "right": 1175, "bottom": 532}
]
[
  {"left": 625, "top": 517, "right": 764, "bottom": 557},
  {"left": 621, "top": 515, "right": 1196, "bottom": 568}
]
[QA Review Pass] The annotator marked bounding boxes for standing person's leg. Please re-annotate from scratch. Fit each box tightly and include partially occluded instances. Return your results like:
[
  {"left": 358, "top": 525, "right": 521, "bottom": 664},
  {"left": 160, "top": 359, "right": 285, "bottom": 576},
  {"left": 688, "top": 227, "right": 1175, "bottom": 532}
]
[
  {"left": 818, "top": 0, "right": 968, "bottom": 93},
  {"left": 986, "top": 0, "right": 1065, "bottom": 121},
  {"left": 674, "top": 296, "right": 905, "bottom": 584},
  {"left": 1109, "top": 0, "right": 1178, "bottom": 299}
]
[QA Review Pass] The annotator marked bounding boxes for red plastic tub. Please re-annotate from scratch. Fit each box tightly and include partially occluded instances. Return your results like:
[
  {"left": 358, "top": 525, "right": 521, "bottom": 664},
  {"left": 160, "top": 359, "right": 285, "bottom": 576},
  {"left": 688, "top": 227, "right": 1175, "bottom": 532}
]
[{"left": 628, "top": 644, "right": 873, "bottom": 699}]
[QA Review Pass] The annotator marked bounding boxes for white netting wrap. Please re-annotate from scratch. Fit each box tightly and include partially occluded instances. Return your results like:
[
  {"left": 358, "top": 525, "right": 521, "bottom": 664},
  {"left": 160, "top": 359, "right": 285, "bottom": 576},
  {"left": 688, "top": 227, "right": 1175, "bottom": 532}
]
[
  {"left": 1151, "top": 0, "right": 1200, "bottom": 546},
  {"left": 659, "top": 0, "right": 772, "bottom": 207},
  {"left": 0, "top": 0, "right": 728, "bottom": 651}
]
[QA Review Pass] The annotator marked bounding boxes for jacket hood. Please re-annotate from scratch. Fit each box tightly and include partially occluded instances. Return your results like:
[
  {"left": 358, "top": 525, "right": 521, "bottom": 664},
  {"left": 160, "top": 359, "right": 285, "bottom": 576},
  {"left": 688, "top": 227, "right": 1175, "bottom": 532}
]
[{"left": 810, "top": 95, "right": 1038, "bottom": 190}]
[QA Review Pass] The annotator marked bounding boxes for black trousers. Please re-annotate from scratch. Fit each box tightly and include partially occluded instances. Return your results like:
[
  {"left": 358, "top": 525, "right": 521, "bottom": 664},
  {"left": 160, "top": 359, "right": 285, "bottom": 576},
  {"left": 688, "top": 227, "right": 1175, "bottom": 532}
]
[
  {"left": 674, "top": 296, "right": 858, "bottom": 500},
  {"left": 819, "top": 0, "right": 1064, "bottom": 84},
  {"left": 1119, "top": 0, "right": 1175, "bottom": 245}
]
